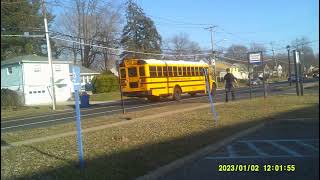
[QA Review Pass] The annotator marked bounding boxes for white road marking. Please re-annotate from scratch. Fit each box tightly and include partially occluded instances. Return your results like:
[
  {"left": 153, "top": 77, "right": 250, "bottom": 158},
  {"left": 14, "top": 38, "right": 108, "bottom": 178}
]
[
  {"left": 295, "top": 141, "right": 319, "bottom": 152},
  {"left": 266, "top": 141, "right": 303, "bottom": 157},
  {"left": 227, "top": 145, "right": 236, "bottom": 157},
  {"left": 244, "top": 142, "right": 269, "bottom": 156}
]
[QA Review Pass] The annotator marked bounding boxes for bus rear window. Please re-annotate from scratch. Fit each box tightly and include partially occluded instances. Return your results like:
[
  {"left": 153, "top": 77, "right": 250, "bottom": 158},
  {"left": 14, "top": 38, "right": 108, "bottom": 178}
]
[
  {"left": 128, "top": 67, "right": 137, "bottom": 77},
  {"left": 120, "top": 69, "right": 126, "bottom": 79},
  {"left": 139, "top": 67, "right": 145, "bottom": 76}
]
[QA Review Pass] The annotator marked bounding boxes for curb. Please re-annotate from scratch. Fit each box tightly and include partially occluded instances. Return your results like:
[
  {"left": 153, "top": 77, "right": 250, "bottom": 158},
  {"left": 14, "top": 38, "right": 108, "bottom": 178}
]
[{"left": 136, "top": 122, "right": 266, "bottom": 180}]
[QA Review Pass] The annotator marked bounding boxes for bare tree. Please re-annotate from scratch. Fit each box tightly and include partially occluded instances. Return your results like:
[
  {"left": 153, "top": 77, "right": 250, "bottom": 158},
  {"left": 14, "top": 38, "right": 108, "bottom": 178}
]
[
  {"left": 169, "top": 33, "right": 202, "bottom": 60},
  {"left": 56, "top": 0, "right": 123, "bottom": 69},
  {"left": 224, "top": 44, "right": 248, "bottom": 62}
]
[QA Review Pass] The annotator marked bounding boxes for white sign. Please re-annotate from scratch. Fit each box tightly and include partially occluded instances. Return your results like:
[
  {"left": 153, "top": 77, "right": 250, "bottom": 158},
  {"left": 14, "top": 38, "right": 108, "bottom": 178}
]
[
  {"left": 249, "top": 53, "right": 261, "bottom": 64},
  {"left": 72, "top": 66, "right": 81, "bottom": 91},
  {"left": 210, "top": 58, "right": 215, "bottom": 66},
  {"left": 295, "top": 51, "right": 300, "bottom": 63}
]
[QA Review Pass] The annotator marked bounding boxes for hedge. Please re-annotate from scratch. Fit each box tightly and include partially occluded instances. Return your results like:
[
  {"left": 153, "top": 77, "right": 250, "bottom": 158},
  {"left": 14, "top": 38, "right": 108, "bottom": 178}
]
[
  {"left": 92, "top": 71, "right": 119, "bottom": 93},
  {"left": 1, "top": 89, "right": 24, "bottom": 108}
]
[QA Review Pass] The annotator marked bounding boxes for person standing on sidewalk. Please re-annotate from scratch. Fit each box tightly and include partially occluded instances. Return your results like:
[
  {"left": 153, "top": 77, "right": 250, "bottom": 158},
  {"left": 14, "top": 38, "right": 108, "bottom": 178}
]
[{"left": 224, "top": 68, "right": 238, "bottom": 102}]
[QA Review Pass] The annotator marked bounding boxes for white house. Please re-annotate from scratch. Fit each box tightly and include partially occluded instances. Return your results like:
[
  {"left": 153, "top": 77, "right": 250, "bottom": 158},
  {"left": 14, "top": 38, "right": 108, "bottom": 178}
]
[
  {"left": 1, "top": 55, "right": 72, "bottom": 105},
  {"left": 69, "top": 64, "right": 100, "bottom": 92}
]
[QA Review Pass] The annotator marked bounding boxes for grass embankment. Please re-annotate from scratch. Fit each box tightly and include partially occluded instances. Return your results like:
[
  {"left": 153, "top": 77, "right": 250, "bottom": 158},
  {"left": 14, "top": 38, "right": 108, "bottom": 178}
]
[
  {"left": 1, "top": 94, "right": 319, "bottom": 179},
  {"left": 1, "top": 91, "right": 123, "bottom": 119},
  {"left": 1, "top": 105, "right": 72, "bottom": 119}
]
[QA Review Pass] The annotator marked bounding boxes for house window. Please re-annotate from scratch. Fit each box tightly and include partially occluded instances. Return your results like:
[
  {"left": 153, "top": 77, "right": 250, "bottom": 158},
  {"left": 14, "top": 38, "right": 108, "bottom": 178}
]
[
  {"left": 42, "top": 90, "right": 45, "bottom": 93},
  {"left": 34, "top": 65, "right": 41, "bottom": 72},
  {"left": 55, "top": 65, "right": 61, "bottom": 72},
  {"left": 7, "top": 67, "right": 13, "bottom": 75}
]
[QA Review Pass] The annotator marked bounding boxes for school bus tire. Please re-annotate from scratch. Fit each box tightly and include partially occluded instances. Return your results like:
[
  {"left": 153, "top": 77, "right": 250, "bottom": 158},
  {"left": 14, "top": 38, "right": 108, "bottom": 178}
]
[{"left": 173, "top": 86, "right": 182, "bottom": 101}]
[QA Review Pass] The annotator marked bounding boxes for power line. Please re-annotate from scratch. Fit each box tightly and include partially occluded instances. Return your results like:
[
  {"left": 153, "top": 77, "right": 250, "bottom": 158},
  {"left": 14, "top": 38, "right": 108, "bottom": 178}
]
[
  {"left": 50, "top": 36, "right": 212, "bottom": 57},
  {"left": 1, "top": 34, "right": 45, "bottom": 38}
]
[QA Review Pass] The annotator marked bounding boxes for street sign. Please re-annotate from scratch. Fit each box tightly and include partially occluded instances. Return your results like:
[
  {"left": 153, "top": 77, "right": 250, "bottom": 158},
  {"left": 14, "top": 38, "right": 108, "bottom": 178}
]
[
  {"left": 295, "top": 51, "right": 300, "bottom": 64},
  {"left": 72, "top": 66, "right": 81, "bottom": 91},
  {"left": 249, "top": 52, "right": 262, "bottom": 64}
]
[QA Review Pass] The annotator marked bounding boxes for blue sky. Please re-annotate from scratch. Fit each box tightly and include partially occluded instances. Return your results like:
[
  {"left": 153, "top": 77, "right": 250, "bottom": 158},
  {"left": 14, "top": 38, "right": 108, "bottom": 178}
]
[{"left": 135, "top": 0, "right": 319, "bottom": 54}]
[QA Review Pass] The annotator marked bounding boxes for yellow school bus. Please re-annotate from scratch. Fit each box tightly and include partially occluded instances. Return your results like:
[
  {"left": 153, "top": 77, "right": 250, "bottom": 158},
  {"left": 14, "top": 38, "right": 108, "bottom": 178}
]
[{"left": 119, "top": 59, "right": 216, "bottom": 101}]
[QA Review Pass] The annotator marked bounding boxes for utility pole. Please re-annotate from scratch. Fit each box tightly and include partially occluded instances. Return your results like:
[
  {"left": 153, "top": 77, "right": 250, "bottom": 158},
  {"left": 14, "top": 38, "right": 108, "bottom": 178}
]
[
  {"left": 41, "top": 0, "right": 56, "bottom": 110},
  {"left": 270, "top": 42, "right": 277, "bottom": 78},
  {"left": 205, "top": 25, "right": 218, "bottom": 83}
]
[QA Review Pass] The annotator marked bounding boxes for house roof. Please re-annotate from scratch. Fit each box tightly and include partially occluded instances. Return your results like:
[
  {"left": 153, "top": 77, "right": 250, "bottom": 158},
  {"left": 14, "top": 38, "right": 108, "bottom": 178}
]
[
  {"left": 1, "top": 55, "right": 71, "bottom": 66},
  {"left": 69, "top": 64, "right": 100, "bottom": 74}
]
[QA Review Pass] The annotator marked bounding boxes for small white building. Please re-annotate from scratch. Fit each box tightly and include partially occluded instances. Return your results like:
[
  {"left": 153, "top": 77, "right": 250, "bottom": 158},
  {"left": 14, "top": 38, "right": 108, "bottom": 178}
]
[
  {"left": 1, "top": 55, "right": 73, "bottom": 105},
  {"left": 69, "top": 64, "right": 100, "bottom": 92}
]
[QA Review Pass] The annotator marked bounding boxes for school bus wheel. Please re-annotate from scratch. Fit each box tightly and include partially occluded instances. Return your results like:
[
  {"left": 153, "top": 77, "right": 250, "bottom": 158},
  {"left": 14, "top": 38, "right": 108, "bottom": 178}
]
[{"left": 173, "top": 85, "right": 182, "bottom": 101}]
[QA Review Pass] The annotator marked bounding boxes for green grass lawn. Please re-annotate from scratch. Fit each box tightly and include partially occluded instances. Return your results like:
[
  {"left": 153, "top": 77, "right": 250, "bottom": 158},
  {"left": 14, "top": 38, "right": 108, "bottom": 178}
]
[{"left": 1, "top": 93, "right": 319, "bottom": 179}]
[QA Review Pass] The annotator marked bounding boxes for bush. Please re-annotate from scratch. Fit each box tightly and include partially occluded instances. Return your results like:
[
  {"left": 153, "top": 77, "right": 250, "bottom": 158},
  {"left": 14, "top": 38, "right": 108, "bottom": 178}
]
[
  {"left": 1, "top": 89, "right": 24, "bottom": 108},
  {"left": 92, "top": 72, "right": 119, "bottom": 94}
]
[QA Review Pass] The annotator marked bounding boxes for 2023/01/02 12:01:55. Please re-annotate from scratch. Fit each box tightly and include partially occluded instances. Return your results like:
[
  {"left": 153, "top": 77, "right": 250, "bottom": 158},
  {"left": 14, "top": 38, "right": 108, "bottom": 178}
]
[{"left": 263, "top": 164, "right": 295, "bottom": 172}]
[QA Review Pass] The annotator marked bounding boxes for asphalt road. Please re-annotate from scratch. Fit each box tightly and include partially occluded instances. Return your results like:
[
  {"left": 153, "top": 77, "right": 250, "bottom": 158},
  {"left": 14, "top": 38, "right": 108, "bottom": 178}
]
[
  {"left": 1, "top": 80, "right": 317, "bottom": 132},
  {"left": 163, "top": 118, "right": 319, "bottom": 180}
]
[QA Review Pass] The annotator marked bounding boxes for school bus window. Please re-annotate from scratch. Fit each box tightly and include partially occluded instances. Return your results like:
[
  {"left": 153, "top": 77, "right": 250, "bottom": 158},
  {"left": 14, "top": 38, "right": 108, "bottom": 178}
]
[
  {"left": 189, "top": 66, "right": 192, "bottom": 76},
  {"left": 183, "top": 67, "right": 187, "bottom": 76},
  {"left": 163, "top": 66, "right": 168, "bottom": 76},
  {"left": 178, "top": 66, "right": 183, "bottom": 76},
  {"left": 173, "top": 66, "right": 177, "bottom": 76},
  {"left": 196, "top": 67, "right": 200, "bottom": 76},
  {"left": 128, "top": 67, "right": 137, "bottom": 77},
  {"left": 168, "top": 66, "right": 173, "bottom": 76},
  {"left": 149, "top": 66, "right": 157, "bottom": 77},
  {"left": 157, "top": 66, "right": 163, "bottom": 77},
  {"left": 139, "top": 67, "right": 145, "bottom": 77},
  {"left": 200, "top": 67, "right": 204, "bottom": 76},
  {"left": 120, "top": 69, "right": 126, "bottom": 79}
]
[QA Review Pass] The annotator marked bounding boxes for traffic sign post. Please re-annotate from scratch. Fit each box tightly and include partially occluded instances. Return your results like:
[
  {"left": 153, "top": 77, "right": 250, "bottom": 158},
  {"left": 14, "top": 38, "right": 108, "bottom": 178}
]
[
  {"left": 248, "top": 51, "right": 266, "bottom": 99},
  {"left": 293, "top": 50, "right": 300, "bottom": 96},
  {"left": 72, "top": 66, "right": 85, "bottom": 169}
]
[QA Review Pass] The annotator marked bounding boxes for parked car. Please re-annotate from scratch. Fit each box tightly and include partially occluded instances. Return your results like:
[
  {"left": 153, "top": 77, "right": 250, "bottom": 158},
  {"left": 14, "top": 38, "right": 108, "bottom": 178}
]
[{"left": 248, "top": 78, "right": 262, "bottom": 85}]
